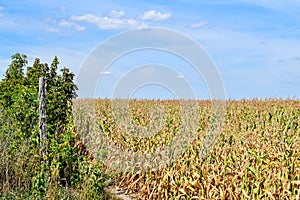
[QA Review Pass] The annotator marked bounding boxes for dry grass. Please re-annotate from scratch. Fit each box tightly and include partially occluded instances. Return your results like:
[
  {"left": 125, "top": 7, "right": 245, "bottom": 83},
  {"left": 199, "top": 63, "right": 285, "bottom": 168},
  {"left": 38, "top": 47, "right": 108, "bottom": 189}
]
[{"left": 73, "top": 99, "right": 300, "bottom": 199}]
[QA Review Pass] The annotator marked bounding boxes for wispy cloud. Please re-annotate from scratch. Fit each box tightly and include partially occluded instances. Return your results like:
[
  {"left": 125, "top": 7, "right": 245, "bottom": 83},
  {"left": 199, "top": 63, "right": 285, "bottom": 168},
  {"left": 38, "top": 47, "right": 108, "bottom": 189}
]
[
  {"left": 70, "top": 11, "right": 147, "bottom": 30},
  {"left": 190, "top": 21, "right": 208, "bottom": 28},
  {"left": 59, "top": 20, "right": 72, "bottom": 27},
  {"left": 241, "top": 0, "right": 300, "bottom": 10},
  {"left": 60, "top": 6, "right": 67, "bottom": 13},
  {"left": 45, "top": 17, "right": 57, "bottom": 24},
  {"left": 141, "top": 10, "right": 171, "bottom": 21},
  {"left": 59, "top": 19, "right": 86, "bottom": 31},
  {"left": 106, "top": 10, "right": 125, "bottom": 18},
  {"left": 46, "top": 28, "right": 59, "bottom": 33},
  {"left": 100, "top": 71, "right": 112, "bottom": 75},
  {"left": 0, "top": 6, "right": 3, "bottom": 16}
]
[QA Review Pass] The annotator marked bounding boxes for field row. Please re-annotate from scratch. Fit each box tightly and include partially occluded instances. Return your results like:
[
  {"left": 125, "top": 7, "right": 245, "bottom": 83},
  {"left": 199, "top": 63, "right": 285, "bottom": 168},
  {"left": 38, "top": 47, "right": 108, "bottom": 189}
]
[{"left": 73, "top": 99, "right": 300, "bottom": 199}]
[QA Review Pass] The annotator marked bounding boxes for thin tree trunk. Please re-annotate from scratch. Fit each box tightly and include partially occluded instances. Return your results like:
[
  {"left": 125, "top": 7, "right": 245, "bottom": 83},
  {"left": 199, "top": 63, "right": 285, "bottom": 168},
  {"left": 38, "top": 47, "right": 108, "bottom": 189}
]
[
  {"left": 5, "top": 128, "right": 10, "bottom": 185},
  {"left": 39, "top": 77, "right": 48, "bottom": 161}
]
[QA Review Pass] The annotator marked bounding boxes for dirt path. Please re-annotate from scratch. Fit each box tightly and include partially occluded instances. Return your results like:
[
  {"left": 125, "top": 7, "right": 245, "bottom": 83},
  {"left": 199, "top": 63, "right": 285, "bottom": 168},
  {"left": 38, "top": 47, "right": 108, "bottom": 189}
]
[{"left": 105, "top": 187, "right": 138, "bottom": 200}]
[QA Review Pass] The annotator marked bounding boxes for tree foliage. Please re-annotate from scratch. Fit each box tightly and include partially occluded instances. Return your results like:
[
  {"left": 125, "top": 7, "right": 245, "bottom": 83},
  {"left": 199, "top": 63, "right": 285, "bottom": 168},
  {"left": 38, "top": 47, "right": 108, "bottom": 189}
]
[{"left": 0, "top": 53, "right": 105, "bottom": 199}]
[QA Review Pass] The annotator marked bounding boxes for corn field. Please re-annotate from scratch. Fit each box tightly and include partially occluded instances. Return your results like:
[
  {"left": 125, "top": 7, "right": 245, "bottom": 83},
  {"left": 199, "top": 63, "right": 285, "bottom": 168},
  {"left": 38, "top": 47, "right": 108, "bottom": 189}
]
[{"left": 73, "top": 99, "right": 300, "bottom": 199}]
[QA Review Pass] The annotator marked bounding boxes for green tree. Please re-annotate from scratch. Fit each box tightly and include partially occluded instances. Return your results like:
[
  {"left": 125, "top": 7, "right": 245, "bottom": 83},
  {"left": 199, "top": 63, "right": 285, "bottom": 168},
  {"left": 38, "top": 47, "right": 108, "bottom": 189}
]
[
  {"left": 0, "top": 53, "right": 27, "bottom": 108},
  {"left": 0, "top": 53, "right": 87, "bottom": 198}
]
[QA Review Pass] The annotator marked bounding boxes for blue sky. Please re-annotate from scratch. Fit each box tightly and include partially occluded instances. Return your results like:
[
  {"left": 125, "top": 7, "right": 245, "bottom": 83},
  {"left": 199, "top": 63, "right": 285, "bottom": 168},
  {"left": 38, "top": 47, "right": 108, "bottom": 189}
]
[{"left": 0, "top": 0, "right": 300, "bottom": 99}]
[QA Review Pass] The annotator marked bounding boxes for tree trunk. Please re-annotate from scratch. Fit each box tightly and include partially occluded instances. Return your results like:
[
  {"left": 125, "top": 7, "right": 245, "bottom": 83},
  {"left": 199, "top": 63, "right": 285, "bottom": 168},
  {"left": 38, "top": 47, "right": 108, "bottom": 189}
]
[{"left": 39, "top": 77, "right": 48, "bottom": 160}]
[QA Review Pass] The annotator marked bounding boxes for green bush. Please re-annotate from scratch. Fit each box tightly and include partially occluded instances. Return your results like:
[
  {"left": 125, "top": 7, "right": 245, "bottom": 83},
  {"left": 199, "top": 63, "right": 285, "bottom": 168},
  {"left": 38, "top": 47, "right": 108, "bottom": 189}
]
[{"left": 0, "top": 53, "right": 107, "bottom": 199}]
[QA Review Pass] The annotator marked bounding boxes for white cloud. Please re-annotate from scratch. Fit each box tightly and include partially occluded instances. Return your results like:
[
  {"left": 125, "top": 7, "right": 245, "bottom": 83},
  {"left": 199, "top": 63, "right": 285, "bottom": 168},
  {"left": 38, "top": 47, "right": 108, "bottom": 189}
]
[
  {"left": 136, "top": 22, "right": 148, "bottom": 29},
  {"left": 45, "top": 17, "right": 57, "bottom": 23},
  {"left": 106, "top": 10, "right": 125, "bottom": 18},
  {"left": 0, "top": 6, "right": 3, "bottom": 16},
  {"left": 191, "top": 21, "right": 208, "bottom": 28},
  {"left": 47, "top": 28, "right": 59, "bottom": 33},
  {"left": 100, "top": 71, "right": 112, "bottom": 75},
  {"left": 59, "top": 19, "right": 72, "bottom": 27},
  {"left": 73, "top": 25, "right": 86, "bottom": 31},
  {"left": 141, "top": 10, "right": 171, "bottom": 21},
  {"left": 60, "top": 6, "right": 67, "bottom": 13},
  {"left": 59, "top": 19, "right": 85, "bottom": 31},
  {"left": 70, "top": 12, "right": 146, "bottom": 30},
  {"left": 177, "top": 74, "right": 185, "bottom": 79}
]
